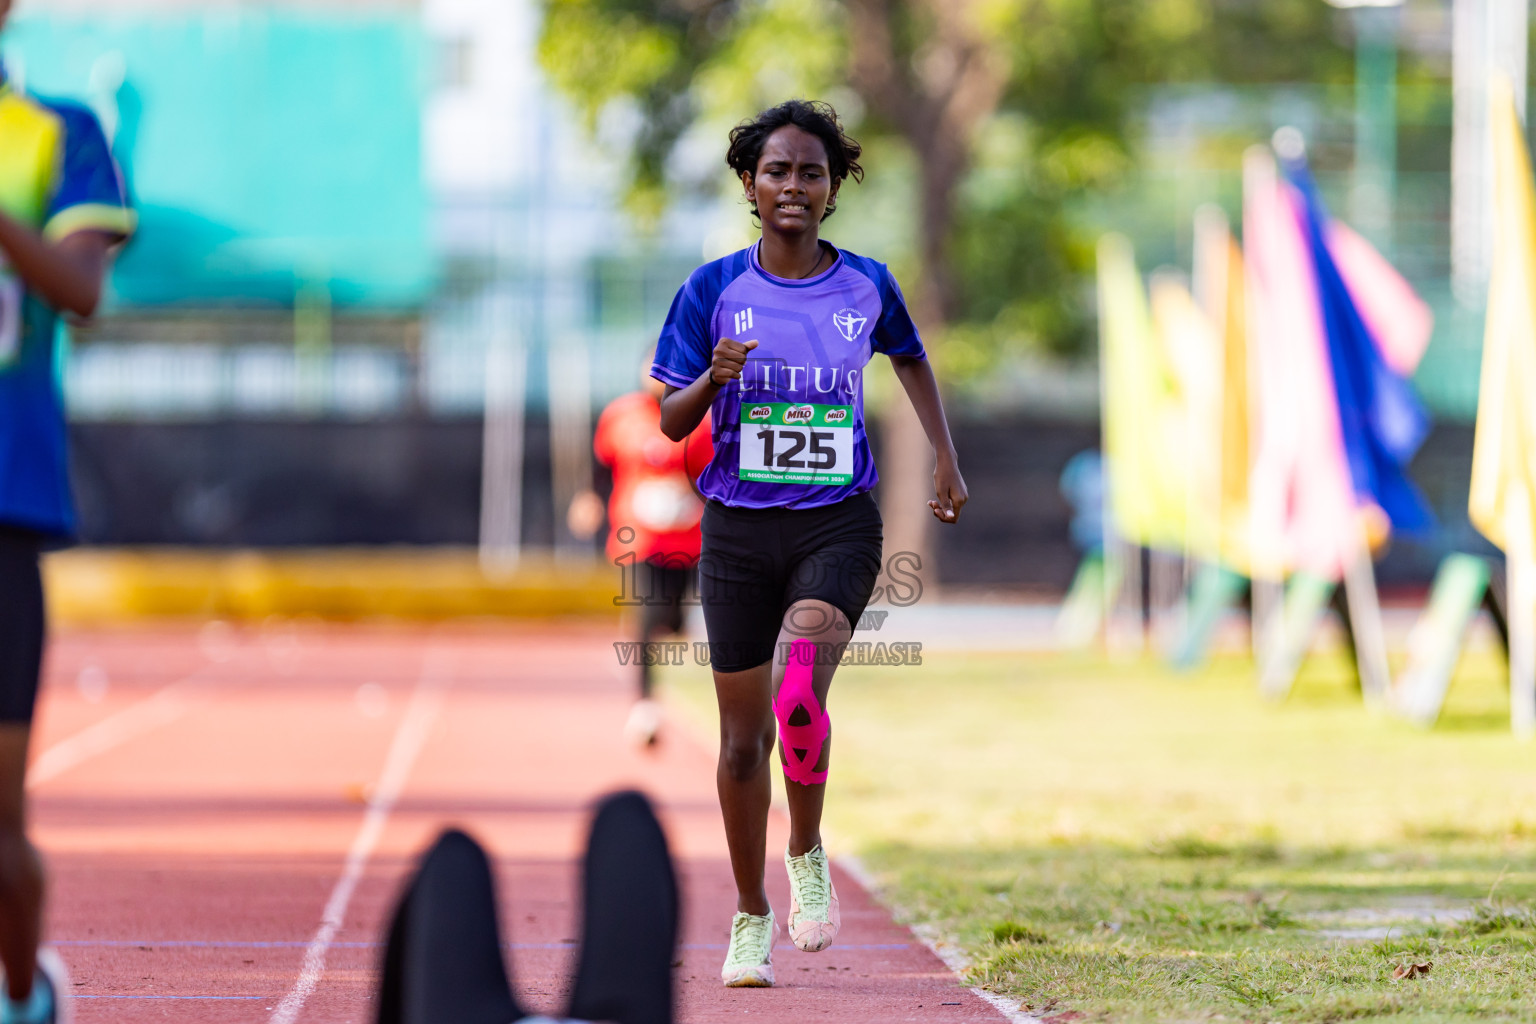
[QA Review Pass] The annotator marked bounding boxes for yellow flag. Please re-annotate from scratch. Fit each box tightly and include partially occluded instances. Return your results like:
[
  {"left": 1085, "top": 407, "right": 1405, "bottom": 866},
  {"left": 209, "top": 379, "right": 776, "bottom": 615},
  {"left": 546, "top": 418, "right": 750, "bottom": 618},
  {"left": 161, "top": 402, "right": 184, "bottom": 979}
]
[
  {"left": 1469, "top": 77, "right": 1536, "bottom": 552},
  {"left": 1216, "top": 238, "right": 1254, "bottom": 571},
  {"left": 1186, "top": 206, "right": 1256, "bottom": 572},
  {"left": 1150, "top": 271, "right": 1220, "bottom": 548},
  {"left": 1097, "top": 234, "right": 1187, "bottom": 551}
]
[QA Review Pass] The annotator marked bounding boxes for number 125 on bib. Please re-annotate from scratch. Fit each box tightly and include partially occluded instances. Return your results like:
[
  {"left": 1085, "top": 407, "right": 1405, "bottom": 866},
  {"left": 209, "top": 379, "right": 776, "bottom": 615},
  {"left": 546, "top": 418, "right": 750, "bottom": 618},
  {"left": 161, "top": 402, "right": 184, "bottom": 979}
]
[{"left": 738, "top": 403, "right": 854, "bottom": 486}]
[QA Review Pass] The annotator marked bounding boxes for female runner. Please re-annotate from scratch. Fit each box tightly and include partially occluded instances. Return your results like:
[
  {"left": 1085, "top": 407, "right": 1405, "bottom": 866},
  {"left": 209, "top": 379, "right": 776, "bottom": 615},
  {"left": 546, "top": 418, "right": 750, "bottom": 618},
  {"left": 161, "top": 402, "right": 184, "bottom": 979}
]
[{"left": 651, "top": 99, "right": 967, "bottom": 988}]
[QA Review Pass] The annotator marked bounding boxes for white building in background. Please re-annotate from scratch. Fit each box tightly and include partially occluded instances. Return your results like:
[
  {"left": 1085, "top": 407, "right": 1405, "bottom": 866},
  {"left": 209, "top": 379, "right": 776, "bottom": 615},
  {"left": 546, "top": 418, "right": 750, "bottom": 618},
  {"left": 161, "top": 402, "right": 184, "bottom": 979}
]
[
  {"left": 23, "top": 0, "right": 727, "bottom": 419},
  {"left": 419, "top": 0, "right": 736, "bottom": 561},
  {"left": 420, "top": 0, "right": 730, "bottom": 417}
]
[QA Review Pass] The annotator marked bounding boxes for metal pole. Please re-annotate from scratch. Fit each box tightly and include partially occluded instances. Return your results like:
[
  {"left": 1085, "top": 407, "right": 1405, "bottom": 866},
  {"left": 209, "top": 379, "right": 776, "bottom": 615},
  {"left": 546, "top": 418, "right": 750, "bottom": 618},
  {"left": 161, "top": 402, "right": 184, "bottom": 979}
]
[
  {"left": 1452, "top": 0, "right": 1528, "bottom": 306},
  {"left": 294, "top": 273, "right": 332, "bottom": 416},
  {"left": 1351, "top": 5, "right": 1400, "bottom": 254},
  {"left": 1506, "top": 489, "right": 1536, "bottom": 738},
  {"left": 1341, "top": 526, "right": 1393, "bottom": 707},
  {"left": 549, "top": 333, "right": 593, "bottom": 561},
  {"left": 479, "top": 291, "right": 526, "bottom": 576}
]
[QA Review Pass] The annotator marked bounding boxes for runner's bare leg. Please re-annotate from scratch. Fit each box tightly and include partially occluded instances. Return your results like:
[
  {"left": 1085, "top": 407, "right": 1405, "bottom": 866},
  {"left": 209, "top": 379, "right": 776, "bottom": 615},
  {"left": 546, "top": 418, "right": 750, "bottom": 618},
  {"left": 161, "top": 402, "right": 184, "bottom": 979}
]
[
  {"left": 0, "top": 727, "right": 41, "bottom": 1001},
  {"left": 713, "top": 663, "right": 775, "bottom": 916}
]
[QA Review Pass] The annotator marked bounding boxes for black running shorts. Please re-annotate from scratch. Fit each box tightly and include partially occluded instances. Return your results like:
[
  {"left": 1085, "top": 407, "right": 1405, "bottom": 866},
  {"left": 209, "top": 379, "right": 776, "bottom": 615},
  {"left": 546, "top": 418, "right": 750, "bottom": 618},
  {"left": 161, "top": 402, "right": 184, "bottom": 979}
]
[
  {"left": 699, "top": 491, "right": 883, "bottom": 673},
  {"left": 0, "top": 526, "right": 45, "bottom": 725},
  {"left": 638, "top": 557, "right": 693, "bottom": 639}
]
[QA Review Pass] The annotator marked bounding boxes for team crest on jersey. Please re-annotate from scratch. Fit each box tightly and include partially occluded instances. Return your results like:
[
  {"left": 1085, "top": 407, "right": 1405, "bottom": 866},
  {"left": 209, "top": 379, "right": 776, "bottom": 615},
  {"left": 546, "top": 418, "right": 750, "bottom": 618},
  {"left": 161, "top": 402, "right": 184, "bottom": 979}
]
[
  {"left": 733, "top": 307, "right": 755, "bottom": 335},
  {"left": 833, "top": 308, "right": 867, "bottom": 343}
]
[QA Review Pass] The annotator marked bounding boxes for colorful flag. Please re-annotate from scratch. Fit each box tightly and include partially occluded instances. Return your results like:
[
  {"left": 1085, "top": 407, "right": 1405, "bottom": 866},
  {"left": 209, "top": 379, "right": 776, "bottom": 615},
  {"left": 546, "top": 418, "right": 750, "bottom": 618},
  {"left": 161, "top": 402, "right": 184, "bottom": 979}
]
[
  {"left": 1243, "top": 143, "right": 1434, "bottom": 580},
  {"left": 1150, "top": 269, "right": 1222, "bottom": 550},
  {"left": 1328, "top": 221, "right": 1433, "bottom": 376},
  {"left": 1243, "top": 146, "right": 1355, "bottom": 580},
  {"left": 1283, "top": 158, "right": 1434, "bottom": 533},
  {"left": 1217, "top": 238, "right": 1253, "bottom": 568},
  {"left": 1469, "top": 76, "right": 1536, "bottom": 552},
  {"left": 1191, "top": 207, "right": 1255, "bottom": 572},
  {"left": 1097, "top": 234, "right": 1188, "bottom": 552}
]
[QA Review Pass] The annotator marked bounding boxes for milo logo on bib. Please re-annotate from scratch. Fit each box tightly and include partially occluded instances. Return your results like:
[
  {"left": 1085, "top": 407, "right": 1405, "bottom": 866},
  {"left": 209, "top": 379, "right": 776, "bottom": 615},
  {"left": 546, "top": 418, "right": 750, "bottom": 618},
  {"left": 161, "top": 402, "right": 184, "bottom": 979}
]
[{"left": 737, "top": 402, "right": 855, "bottom": 486}]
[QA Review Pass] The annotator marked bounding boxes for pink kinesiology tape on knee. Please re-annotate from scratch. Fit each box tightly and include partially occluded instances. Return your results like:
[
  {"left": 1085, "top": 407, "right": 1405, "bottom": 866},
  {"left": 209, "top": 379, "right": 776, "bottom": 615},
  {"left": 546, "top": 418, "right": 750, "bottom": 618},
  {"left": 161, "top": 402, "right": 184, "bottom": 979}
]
[{"left": 774, "top": 638, "right": 830, "bottom": 786}]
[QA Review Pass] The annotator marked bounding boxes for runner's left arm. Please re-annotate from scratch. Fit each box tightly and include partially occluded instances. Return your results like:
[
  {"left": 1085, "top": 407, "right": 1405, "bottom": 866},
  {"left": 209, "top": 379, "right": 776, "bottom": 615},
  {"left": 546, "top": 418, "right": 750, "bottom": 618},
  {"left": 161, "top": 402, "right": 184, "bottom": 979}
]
[{"left": 889, "top": 354, "right": 968, "bottom": 524}]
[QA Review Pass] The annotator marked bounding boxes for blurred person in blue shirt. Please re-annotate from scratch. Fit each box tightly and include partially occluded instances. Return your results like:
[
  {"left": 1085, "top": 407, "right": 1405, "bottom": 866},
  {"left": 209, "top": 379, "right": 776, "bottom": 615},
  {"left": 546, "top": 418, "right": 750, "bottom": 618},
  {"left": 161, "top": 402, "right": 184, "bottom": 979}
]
[
  {"left": 1059, "top": 449, "right": 1105, "bottom": 555},
  {"left": 0, "top": 3, "right": 135, "bottom": 1020}
]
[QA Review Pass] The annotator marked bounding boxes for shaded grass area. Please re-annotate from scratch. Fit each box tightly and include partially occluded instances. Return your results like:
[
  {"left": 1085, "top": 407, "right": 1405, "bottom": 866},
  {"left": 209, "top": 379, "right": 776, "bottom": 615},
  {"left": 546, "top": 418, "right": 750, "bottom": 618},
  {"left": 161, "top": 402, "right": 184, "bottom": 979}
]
[
  {"left": 661, "top": 642, "right": 1536, "bottom": 1021},
  {"left": 874, "top": 840, "right": 1536, "bottom": 1022}
]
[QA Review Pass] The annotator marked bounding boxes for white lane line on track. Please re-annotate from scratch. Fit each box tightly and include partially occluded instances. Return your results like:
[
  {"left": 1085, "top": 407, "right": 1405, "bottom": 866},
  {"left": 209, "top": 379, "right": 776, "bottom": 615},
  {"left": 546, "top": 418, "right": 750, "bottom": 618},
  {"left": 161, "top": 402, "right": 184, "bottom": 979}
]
[
  {"left": 268, "top": 649, "right": 454, "bottom": 1024},
  {"left": 27, "top": 669, "right": 215, "bottom": 790}
]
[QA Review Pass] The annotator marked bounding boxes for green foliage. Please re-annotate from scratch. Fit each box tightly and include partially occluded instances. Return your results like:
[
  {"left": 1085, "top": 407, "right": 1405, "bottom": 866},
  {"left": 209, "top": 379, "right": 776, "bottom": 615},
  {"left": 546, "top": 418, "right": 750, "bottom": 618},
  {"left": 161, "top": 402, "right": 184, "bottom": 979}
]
[
  {"left": 690, "top": 0, "right": 845, "bottom": 126},
  {"left": 539, "top": 0, "right": 841, "bottom": 222},
  {"left": 944, "top": 0, "right": 1355, "bottom": 361},
  {"left": 537, "top": 5, "right": 680, "bottom": 120},
  {"left": 991, "top": 919, "right": 1051, "bottom": 945}
]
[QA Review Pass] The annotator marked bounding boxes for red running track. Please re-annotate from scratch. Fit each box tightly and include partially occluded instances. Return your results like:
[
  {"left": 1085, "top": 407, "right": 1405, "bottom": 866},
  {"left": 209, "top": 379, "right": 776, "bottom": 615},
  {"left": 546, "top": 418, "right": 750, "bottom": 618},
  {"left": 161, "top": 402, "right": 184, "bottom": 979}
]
[{"left": 31, "top": 623, "right": 1012, "bottom": 1023}]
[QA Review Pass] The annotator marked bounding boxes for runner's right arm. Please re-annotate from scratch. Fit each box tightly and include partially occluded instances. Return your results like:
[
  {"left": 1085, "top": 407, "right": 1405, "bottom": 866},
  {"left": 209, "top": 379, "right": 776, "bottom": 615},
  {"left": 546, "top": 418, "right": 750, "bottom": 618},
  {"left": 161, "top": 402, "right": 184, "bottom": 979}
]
[
  {"left": 658, "top": 338, "right": 756, "bottom": 441},
  {"left": 0, "top": 215, "right": 114, "bottom": 318},
  {"left": 0, "top": 103, "right": 133, "bottom": 320}
]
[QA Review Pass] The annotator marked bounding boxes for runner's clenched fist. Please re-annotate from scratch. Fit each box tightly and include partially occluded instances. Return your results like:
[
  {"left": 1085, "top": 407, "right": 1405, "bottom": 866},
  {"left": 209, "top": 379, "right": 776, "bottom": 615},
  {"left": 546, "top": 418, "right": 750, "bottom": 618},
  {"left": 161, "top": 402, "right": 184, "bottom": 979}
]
[{"left": 709, "top": 338, "right": 758, "bottom": 386}]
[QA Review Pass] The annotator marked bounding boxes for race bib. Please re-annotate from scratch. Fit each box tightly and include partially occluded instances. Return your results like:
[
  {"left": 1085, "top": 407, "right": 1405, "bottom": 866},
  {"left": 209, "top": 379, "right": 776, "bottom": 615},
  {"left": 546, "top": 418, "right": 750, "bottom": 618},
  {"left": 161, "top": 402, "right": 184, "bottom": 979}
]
[{"left": 738, "top": 402, "right": 853, "bottom": 486}]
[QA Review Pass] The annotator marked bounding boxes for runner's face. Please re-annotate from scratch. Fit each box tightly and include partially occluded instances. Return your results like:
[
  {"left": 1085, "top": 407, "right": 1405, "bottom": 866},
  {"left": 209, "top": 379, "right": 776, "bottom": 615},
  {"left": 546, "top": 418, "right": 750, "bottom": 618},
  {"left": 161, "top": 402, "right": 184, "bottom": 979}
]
[{"left": 745, "top": 126, "right": 836, "bottom": 235}]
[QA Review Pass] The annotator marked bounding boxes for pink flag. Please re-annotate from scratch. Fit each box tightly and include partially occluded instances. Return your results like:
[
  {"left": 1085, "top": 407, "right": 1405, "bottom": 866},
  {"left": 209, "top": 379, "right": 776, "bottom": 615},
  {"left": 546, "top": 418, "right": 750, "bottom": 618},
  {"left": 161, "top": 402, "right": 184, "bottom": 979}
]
[
  {"left": 1328, "top": 222, "right": 1433, "bottom": 376},
  {"left": 1242, "top": 147, "right": 1358, "bottom": 580}
]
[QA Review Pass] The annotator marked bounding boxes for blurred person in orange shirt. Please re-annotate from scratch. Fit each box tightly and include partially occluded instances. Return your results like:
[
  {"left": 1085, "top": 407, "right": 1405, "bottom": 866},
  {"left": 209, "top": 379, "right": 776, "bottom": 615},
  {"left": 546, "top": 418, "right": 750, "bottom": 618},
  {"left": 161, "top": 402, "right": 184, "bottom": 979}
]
[{"left": 570, "top": 357, "right": 713, "bottom": 747}]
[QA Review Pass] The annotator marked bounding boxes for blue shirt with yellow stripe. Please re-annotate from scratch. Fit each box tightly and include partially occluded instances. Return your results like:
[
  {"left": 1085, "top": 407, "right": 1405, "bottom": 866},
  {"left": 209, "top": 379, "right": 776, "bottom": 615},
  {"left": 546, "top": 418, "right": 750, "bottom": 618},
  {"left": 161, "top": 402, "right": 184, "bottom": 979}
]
[{"left": 0, "top": 70, "right": 134, "bottom": 538}]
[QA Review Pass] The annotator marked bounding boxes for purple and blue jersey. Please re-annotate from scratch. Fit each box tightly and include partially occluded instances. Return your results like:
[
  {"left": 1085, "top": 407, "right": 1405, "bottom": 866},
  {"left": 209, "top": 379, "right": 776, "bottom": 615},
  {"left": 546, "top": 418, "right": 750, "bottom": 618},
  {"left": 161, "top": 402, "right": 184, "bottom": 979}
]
[
  {"left": 651, "top": 242, "right": 925, "bottom": 510},
  {"left": 0, "top": 70, "right": 135, "bottom": 538}
]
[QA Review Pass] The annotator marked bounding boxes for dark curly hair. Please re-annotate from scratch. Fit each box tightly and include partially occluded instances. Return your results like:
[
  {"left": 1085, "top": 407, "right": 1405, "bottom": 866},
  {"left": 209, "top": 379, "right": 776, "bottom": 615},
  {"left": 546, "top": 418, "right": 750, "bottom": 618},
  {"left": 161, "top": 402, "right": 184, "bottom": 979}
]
[{"left": 726, "top": 100, "right": 864, "bottom": 222}]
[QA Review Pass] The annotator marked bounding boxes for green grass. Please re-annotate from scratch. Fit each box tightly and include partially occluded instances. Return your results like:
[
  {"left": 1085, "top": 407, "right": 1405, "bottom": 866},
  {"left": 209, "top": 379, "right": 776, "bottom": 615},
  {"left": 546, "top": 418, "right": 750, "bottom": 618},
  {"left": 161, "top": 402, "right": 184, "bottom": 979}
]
[{"left": 660, "top": 644, "right": 1536, "bottom": 1021}]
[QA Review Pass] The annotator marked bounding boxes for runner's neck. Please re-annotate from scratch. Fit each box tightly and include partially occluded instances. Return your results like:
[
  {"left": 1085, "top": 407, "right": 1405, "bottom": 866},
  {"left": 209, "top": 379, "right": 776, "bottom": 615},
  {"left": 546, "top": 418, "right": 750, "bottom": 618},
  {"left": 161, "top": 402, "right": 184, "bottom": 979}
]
[{"left": 757, "top": 235, "right": 827, "bottom": 281}]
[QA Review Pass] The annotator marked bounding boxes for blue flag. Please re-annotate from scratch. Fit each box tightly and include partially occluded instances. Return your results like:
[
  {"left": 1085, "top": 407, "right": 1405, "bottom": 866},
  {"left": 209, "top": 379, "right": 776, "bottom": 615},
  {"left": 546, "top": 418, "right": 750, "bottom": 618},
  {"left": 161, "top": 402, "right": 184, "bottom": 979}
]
[{"left": 1282, "top": 158, "right": 1434, "bottom": 532}]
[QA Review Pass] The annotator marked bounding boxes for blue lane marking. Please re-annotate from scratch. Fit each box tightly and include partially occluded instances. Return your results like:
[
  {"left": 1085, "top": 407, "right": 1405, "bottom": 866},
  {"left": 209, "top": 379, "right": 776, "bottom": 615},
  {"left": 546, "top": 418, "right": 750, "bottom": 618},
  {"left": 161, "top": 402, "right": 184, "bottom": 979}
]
[
  {"left": 692, "top": 943, "right": 910, "bottom": 951},
  {"left": 54, "top": 940, "right": 370, "bottom": 949},
  {"left": 75, "top": 995, "right": 267, "bottom": 1000}
]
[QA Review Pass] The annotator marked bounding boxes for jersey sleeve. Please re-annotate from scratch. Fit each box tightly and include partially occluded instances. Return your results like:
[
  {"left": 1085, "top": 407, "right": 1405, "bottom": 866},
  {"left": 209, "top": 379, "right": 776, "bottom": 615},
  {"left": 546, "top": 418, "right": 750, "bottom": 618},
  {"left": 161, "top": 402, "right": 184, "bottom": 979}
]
[
  {"left": 651, "top": 272, "right": 715, "bottom": 389},
  {"left": 870, "top": 265, "right": 926, "bottom": 358},
  {"left": 42, "top": 103, "right": 134, "bottom": 244}
]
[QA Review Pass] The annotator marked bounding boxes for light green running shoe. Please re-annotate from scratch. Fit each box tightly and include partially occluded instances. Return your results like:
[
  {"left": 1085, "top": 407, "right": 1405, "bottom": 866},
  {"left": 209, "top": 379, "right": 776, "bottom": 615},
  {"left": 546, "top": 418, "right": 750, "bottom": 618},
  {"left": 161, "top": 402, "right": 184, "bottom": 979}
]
[
  {"left": 785, "top": 844, "right": 841, "bottom": 952},
  {"left": 720, "top": 909, "right": 778, "bottom": 987}
]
